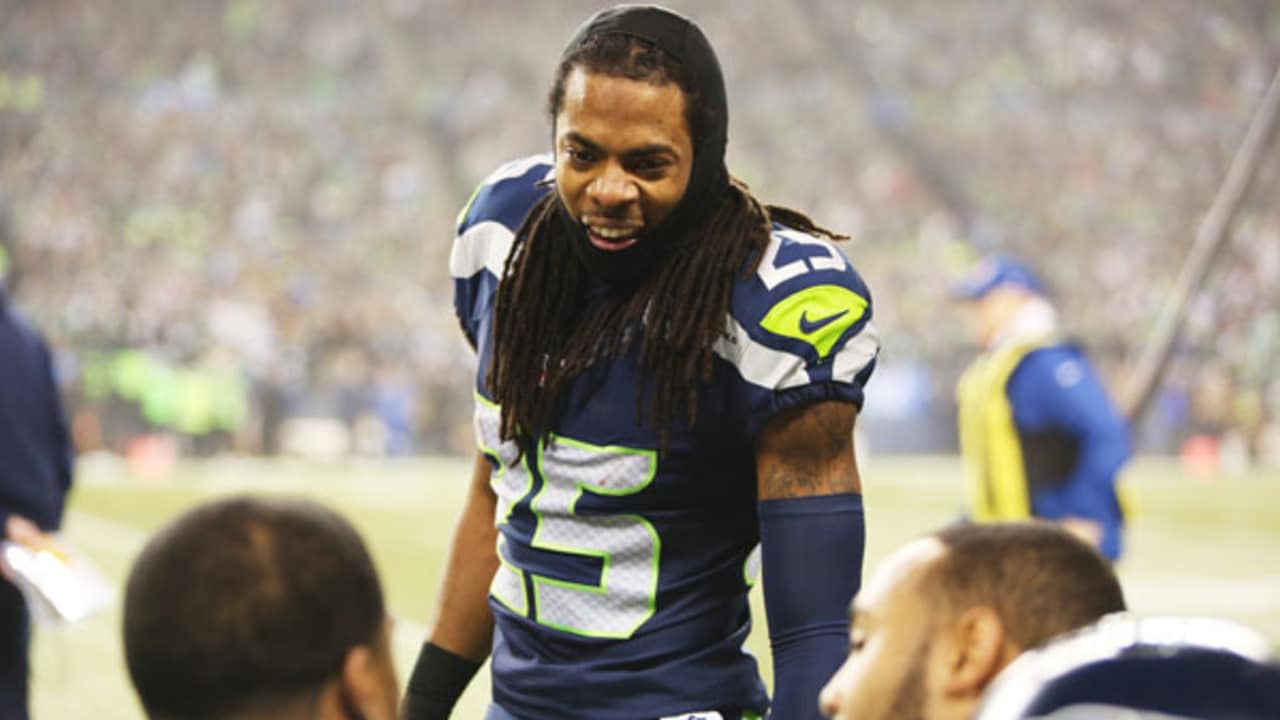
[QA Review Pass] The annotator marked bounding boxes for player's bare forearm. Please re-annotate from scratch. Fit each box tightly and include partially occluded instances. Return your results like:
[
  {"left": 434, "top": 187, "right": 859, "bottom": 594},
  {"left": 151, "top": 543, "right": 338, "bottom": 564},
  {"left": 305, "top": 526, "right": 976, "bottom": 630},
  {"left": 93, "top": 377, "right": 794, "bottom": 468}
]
[
  {"left": 756, "top": 400, "right": 861, "bottom": 500},
  {"left": 426, "top": 451, "right": 500, "bottom": 662}
]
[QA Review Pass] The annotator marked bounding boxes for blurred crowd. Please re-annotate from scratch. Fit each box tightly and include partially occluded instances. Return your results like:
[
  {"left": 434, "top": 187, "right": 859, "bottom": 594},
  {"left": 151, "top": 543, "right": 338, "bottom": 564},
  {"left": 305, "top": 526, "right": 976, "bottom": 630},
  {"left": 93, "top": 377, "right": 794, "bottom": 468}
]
[{"left": 0, "top": 0, "right": 1277, "bottom": 463}]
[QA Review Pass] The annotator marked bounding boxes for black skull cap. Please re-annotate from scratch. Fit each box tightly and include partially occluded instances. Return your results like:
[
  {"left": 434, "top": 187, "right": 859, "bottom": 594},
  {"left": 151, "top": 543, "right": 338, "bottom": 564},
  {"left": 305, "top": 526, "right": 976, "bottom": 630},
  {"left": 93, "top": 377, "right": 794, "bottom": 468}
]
[{"left": 561, "top": 4, "right": 728, "bottom": 167}]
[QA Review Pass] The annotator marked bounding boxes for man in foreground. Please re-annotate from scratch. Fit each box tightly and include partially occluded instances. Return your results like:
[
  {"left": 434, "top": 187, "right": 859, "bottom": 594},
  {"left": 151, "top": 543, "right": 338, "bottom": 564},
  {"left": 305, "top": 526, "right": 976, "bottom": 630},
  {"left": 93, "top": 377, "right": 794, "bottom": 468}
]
[
  {"left": 819, "top": 521, "right": 1126, "bottom": 720},
  {"left": 954, "top": 255, "right": 1131, "bottom": 560},
  {"left": 123, "top": 496, "right": 399, "bottom": 720},
  {"left": 407, "top": 5, "right": 879, "bottom": 719}
]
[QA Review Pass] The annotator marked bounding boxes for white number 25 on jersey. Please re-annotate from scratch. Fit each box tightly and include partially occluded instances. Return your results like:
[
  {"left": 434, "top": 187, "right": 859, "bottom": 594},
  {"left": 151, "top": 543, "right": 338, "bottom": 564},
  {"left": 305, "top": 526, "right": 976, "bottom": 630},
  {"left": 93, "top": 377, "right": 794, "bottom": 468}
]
[{"left": 474, "top": 397, "right": 658, "bottom": 639}]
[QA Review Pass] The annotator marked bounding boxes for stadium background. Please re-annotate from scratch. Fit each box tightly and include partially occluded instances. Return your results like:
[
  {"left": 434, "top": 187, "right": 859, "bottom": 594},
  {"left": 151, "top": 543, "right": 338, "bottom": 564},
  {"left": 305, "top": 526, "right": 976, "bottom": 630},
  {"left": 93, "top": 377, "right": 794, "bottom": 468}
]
[{"left": 2, "top": 1, "right": 1278, "bottom": 717}]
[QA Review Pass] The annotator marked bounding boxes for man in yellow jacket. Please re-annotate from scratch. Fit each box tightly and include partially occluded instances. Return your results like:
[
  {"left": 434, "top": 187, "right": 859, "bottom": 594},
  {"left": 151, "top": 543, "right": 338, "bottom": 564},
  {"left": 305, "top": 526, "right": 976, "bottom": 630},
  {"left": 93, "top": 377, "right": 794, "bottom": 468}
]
[{"left": 954, "top": 255, "right": 1130, "bottom": 560}]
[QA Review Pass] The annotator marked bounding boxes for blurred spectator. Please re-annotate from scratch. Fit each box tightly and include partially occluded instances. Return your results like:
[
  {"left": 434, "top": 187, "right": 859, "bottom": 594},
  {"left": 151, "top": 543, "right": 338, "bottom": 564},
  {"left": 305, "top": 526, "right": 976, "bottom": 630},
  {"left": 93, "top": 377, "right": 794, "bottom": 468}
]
[{"left": 0, "top": 1, "right": 1276, "bottom": 458}]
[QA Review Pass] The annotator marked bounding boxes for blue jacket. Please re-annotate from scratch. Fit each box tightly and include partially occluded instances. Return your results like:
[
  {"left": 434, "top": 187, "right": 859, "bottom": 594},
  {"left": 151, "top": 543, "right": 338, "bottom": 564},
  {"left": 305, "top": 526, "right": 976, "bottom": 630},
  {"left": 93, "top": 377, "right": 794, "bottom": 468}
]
[
  {"left": 1007, "top": 345, "right": 1130, "bottom": 559},
  {"left": 0, "top": 291, "right": 73, "bottom": 532},
  {"left": 959, "top": 337, "right": 1129, "bottom": 560}
]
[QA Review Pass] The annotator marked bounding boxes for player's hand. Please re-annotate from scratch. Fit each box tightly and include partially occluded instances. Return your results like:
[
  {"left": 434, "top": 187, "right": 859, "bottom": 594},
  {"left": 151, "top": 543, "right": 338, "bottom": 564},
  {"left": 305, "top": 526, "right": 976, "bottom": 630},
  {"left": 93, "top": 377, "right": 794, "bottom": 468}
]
[
  {"left": 5, "top": 514, "right": 46, "bottom": 548},
  {"left": 2, "top": 514, "right": 56, "bottom": 582}
]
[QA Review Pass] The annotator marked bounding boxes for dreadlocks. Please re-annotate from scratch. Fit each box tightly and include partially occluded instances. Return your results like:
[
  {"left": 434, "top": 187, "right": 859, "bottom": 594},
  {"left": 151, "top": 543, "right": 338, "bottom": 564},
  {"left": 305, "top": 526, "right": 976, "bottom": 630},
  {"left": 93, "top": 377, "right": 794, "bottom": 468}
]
[{"left": 486, "top": 34, "right": 844, "bottom": 454}]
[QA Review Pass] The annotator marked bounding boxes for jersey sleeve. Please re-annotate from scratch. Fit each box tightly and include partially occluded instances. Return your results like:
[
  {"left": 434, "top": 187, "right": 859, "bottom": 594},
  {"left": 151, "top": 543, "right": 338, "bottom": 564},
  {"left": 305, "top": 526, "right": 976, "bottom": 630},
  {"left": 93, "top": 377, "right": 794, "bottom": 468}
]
[
  {"left": 717, "top": 225, "right": 880, "bottom": 440},
  {"left": 449, "top": 154, "right": 554, "bottom": 349}
]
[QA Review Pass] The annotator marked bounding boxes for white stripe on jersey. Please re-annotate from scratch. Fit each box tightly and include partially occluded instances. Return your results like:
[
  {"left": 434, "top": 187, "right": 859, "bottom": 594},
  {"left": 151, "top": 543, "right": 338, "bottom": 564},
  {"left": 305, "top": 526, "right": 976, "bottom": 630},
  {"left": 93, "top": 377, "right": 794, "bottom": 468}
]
[
  {"left": 450, "top": 154, "right": 552, "bottom": 280},
  {"left": 713, "top": 314, "right": 877, "bottom": 392},
  {"left": 833, "top": 319, "right": 880, "bottom": 384},
  {"left": 450, "top": 220, "right": 514, "bottom": 280},
  {"left": 712, "top": 315, "right": 812, "bottom": 391}
]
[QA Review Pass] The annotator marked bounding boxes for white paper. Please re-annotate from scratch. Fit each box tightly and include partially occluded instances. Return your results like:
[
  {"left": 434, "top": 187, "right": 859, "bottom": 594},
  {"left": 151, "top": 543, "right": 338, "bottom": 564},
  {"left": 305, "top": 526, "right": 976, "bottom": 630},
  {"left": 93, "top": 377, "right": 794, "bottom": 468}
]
[{"left": 0, "top": 539, "right": 113, "bottom": 624}]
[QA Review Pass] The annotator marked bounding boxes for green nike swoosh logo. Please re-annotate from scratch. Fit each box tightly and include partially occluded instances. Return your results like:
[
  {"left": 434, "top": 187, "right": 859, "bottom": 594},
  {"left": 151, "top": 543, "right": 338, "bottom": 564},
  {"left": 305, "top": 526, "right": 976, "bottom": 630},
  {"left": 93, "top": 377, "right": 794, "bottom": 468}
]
[
  {"left": 759, "top": 284, "right": 868, "bottom": 359},
  {"left": 799, "top": 308, "right": 849, "bottom": 334}
]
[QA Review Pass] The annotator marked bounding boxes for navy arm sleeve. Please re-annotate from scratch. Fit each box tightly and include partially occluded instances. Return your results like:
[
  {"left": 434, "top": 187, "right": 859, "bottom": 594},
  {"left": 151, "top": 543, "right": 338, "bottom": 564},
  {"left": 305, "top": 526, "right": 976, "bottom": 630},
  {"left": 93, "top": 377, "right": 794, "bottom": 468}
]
[
  {"left": 759, "top": 493, "right": 865, "bottom": 719},
  {"left": 1008, "top": 348, "right": 1130, "bottom": 559}
]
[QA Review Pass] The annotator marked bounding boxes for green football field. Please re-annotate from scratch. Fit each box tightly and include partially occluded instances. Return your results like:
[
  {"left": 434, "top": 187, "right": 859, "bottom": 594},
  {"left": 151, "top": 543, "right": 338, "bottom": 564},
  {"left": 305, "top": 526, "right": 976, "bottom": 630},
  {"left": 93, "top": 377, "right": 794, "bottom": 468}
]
[{"left": 28, "top": 455, "right": 1280, "bottom": 719}]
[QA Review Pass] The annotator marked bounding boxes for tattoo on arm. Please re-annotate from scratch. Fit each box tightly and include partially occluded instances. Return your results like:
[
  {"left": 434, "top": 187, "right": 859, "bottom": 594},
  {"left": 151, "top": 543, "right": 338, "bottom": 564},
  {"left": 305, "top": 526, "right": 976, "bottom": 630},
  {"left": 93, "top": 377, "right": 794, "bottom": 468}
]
[{"left": 756, "top": 400, "right": 860, "bottom": 500}]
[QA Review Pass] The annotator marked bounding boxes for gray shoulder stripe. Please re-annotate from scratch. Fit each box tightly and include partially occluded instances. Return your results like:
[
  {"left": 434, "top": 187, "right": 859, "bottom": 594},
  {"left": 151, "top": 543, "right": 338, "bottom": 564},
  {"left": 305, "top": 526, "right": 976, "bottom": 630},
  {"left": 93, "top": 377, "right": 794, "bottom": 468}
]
[
  {"left": 712, "top": 315, "right": 879, "bottom": 390},
  {"left": 450, "top": 220, "right": 514, "bottom": 280},
  {"left": 712, "top": 315, "right": 811, "bottom": 390},
  {"left": 833, "top": 321, "right": 879, "bottom": 383}
]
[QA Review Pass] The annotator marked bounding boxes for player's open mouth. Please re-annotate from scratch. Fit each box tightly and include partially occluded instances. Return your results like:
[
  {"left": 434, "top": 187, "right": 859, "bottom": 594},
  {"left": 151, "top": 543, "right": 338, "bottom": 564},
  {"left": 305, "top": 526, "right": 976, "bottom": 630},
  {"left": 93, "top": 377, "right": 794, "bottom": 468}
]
[{"left": 586, "top": 225, "right": 641, "bottom": 251}]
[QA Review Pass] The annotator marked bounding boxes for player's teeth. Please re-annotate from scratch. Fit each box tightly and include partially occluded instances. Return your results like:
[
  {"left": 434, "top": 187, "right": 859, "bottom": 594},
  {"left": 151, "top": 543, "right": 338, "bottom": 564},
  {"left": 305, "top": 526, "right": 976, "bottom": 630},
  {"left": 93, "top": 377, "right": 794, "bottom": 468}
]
[{"left": 592, "top": 227, "right": 634, "bottom": 239}]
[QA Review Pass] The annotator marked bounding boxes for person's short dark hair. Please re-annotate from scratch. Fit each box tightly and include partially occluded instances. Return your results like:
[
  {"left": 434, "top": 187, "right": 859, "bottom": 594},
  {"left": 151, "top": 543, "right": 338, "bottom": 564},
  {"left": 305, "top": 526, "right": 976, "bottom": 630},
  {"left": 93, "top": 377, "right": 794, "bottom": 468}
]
[
  {"left": 123, "top": 495, "right": 386, "bottom": 719},
  {"left": 927, "top": 522, "right": 1127, "bottom": 650}
]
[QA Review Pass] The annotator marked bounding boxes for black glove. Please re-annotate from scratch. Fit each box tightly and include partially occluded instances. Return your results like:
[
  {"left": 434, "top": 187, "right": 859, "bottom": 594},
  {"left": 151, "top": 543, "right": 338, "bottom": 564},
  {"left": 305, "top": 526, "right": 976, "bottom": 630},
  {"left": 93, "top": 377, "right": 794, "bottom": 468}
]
[{"left": 403, "top": 642, "right": 483, "bottom": 720}]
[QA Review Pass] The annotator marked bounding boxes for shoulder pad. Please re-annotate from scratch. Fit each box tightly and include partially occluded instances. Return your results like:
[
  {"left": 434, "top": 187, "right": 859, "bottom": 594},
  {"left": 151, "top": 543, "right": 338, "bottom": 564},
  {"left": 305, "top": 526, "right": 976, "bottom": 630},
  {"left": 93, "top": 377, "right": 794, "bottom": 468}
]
[
  {"left": 715, "top": 225, "right": 879, "bottom": 393},
  {"left": 456, "top": 154, "right": 554, "bottom": 235},
  {"left": 737, "top": 226, "right": 873, "bottom": 362}
]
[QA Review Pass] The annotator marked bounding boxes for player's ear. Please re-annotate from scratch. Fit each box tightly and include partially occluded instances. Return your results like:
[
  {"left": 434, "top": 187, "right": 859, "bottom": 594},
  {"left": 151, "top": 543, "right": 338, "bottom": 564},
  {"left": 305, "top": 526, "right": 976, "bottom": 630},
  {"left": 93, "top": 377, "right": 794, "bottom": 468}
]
[
  {"left": 339, "top": 624, "right": 399, "bottom": 720},
  {"left": 938, "top": 606, "right": 1015, "bottom": 698}
]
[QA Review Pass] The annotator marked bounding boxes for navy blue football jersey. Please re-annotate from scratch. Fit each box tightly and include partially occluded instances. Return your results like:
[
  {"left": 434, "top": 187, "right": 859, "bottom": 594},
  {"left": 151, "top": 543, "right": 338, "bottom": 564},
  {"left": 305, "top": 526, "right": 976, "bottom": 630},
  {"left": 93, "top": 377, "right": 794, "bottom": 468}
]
[{"left": 450, "top": 155, "right": 879, "bottom": 719}]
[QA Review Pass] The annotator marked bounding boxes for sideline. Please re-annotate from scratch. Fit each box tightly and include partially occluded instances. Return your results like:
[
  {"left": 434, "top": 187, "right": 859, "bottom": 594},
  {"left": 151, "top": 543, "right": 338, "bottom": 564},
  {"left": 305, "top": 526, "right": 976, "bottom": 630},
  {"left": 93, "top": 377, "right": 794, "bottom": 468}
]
[{"left": 63, "top": 508, "right": 433, "bottom": 643}]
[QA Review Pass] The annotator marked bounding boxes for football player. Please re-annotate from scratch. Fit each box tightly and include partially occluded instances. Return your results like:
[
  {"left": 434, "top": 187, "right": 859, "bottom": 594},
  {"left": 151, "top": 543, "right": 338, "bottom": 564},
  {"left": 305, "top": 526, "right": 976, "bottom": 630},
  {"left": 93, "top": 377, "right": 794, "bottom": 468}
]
[
  {"left": 819, "top": 522, "right": 1126, "bottom": 720},
  {"left": 976, "top": 615, "right": 1280, "bottom": 719},
  {"left": 406, "top": 6, "right": 878, "bottom": 719}
]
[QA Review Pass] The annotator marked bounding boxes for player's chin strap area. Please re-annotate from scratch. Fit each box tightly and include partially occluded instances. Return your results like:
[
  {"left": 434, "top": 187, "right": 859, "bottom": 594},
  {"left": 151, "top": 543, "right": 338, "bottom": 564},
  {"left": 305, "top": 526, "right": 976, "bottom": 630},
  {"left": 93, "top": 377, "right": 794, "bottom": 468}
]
[
  {"left": 404, "top": 642, "right": 483, "bottom": 720},
  {"left": 758, "top": 492, "right": 866, "bottom": 720}
]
